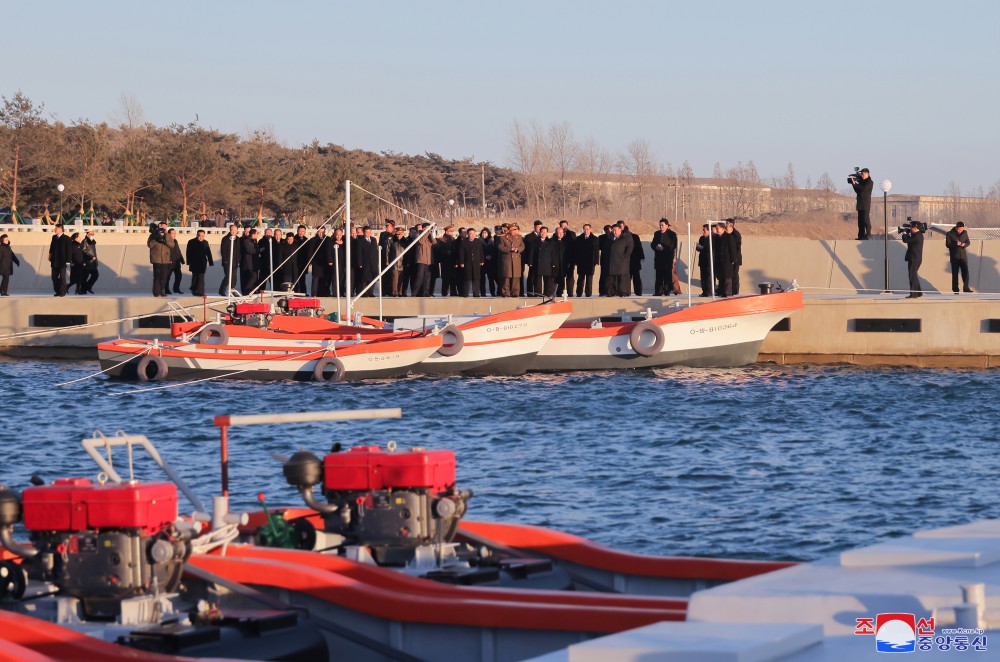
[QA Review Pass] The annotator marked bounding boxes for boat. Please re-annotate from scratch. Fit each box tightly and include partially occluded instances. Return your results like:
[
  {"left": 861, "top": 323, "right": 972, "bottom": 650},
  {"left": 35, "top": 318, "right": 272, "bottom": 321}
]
[
  {"left": 170, "top": 299, "right": 573, "bottom": 376},
  {"left": 0, "top": 433, "right": 328, "bottom": 661},
  {"left": 532, "top": 290, "right": 803, "bottom": 370},
  {"left": 0, "top": 410, "right": 795, "bottom": 661},
  {"left": 96, "top": 331, "right": 442, "bottom": 382}
]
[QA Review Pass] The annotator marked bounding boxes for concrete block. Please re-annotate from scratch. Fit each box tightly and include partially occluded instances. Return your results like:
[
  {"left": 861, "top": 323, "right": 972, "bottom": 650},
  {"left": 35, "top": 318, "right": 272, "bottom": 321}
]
[
  {"left": 567, "top": 622, "right": 822, "bottom": 662},
  {"left": 915, "top": 519, "right": 1000, "bottom": 539},
  {"left": 840, "top": 536, "right": 1000, "bottom": 568}
]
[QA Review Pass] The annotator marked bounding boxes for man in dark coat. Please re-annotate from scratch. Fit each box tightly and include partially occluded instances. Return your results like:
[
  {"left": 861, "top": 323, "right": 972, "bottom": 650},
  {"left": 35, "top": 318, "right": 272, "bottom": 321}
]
[
  {"left": 598, "top": 224, "right": 613, "bottom": 296},
  {"left": 69, "top": 232, "right": 86, "bottom": 295},
  {"left": 651, "top": 218, "right": 677, "bottom": 296},
  {"left": 355, "top": 226, "right": 380, "bottom": 297},
  {"left": 530, "top": 227, "right": 557, "bottom": 297},
  {"left": 945, "top": 221, "right": 973, "bottom": 293},
  {"left": 712, "top": 224, "right": 732, "bottom": 297},
  {"left": 294, "top": 225, "right": 310, "bottom": 295},
  {"left": 48, "top": 224, "right": 71, "bottom": 296},
  {"left": 552, "top": 226, "right": 570, "bottom": 297},
  {"left": 902, "top": 223, "right": 924, "bottom": 298},
  {"left": 168, "top": 229, "right": 185, "bottom": 294},
  {"left": 378, "top": 220, "right": 395, "bottom": 298},
  {"left": 457, "top": 228, "right": 485, "bottom": 297},
  {"left": 606, "top": 224, "right": 633, "bottom": 296},
  {"left": 257, "top": 228, "right": 279, "bottom": 291},
  {"left": 695, "top": 224, "right": 712, "bottom": 297},
  {"left": 574, "top": 224, "right": 599, "bottom": 297},
  {"left": 558, "top": 220, "right": 576, "bottom": 295},
  {"left": 626, "top": 224, "right": 645, "bottom": 296},
  {"left": 186, "top": 229, "right": 214, "bottom": 297},
  {"left": 0, "top": 234, "right": 20, "bottom": 296},
  {"left": 80, "top": 230, "right": 99, "bottom": 294},
  {"left": 240, "top": 228, "right": 260, "bottom": 295},
  {"left": 851, "top": 168, "right": 874, "bottom": 240},
  {"left": 522, "top": 220, "right": 542, "bottom": 295},
  {"left": 434, "top": 227, "right": 458, "bottom": 297},
  {"left": 219, "top": 224, "right": 241, "bottom": 296},
  {"left": 276, "top": 232, "right": 300, "bottom": 291},
  {"left": 308, "top": 226, "right": 334, "bottom": 297},
  {"left": 725, "top": 219, "right": 743, "bottom": 294}
]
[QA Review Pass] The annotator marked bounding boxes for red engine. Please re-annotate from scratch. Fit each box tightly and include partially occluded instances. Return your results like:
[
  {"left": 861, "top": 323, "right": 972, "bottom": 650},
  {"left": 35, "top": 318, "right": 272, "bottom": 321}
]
[
  {"left": 277, "top": 297, "right": 324, "bottom": 317},
  {"left": 226, "top": 302, "right": 273, "bottom": 327},
  {"left": 283, "top": 446, "right": 472, "bottom": 562},
  {"left": 1, "top": 479, "right": 189, "bottom": 618}
]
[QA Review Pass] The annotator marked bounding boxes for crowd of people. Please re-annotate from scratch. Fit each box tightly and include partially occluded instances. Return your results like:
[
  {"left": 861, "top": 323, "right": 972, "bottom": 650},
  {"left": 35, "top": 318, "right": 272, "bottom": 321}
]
[
  {"left": 0, "top": 218, "right": 978, "bottom": 299},
  {"left": 196, "top": 218, "right": 685, "bottom": 299}
]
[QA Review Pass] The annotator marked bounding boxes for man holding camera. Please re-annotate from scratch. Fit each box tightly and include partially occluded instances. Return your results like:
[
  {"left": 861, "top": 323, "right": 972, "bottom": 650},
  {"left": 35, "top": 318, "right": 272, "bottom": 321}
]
[
  {"left": 945, "top": 221, "right": 973, "bottom": 293},
  {"left": 850, "top": 168, "right": 873, "bottom": 240},
  {"left": 901, "top": 221, "right": 924, "bottom": 298}
]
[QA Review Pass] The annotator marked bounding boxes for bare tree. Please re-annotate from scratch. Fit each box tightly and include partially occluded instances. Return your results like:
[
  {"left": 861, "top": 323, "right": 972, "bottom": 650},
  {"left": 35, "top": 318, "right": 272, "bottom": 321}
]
[
  {"left": 507, "top": 119, "right": 551, "bottom": 216},
  {"left": 108, "top": 95, "right": 158, "bottom": 222},
  {"left": 620, "top": 138, "right": 656, "bottom": 221},
  {"left": 547, "top": 121, "right": 577, "bottom": 216},
  {"left": 0, "top": 91, "right": 52, "bottom": 215},
  {"left": 59, "top": 120, "right": 112, "bottom": 218}
]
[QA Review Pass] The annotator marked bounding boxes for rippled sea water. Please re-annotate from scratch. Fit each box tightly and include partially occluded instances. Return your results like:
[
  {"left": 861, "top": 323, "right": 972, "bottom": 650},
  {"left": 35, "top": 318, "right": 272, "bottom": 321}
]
[{"left": 2, "top": 358, "right": 997, "bottom": 563}]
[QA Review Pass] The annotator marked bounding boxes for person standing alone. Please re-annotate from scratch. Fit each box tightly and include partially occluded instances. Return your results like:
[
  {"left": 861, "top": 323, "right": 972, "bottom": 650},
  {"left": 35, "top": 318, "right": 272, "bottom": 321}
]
[
  {"left": 851, "top": 168, "right": 873, "bottom": 240},
  {"left": 0, "top": 234, "right": 20, "bottom": 296},
  {"left": 902, "top": 222, "right": 924, "bottom": 298},
  {"left": 945, "top": 221, "right": 973, "bottom": 293}
]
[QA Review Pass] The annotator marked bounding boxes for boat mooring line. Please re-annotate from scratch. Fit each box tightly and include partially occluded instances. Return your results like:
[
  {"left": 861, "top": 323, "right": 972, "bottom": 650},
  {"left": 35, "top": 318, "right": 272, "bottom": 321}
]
[
  {"left": 107, "top": 346, "right": 328, "bottom": 396},
  {"left": 55, "top": 346, "right": 153, "bottom": 386}
]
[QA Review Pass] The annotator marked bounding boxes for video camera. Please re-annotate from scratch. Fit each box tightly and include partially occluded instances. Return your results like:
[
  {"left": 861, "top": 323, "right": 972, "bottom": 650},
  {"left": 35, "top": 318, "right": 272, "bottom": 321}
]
[
  {"left": 847, "top": 167, "right": 862, "bottom": 185},
  {"left": 898, "top": 217, "right": 928, "bottom": 234}
]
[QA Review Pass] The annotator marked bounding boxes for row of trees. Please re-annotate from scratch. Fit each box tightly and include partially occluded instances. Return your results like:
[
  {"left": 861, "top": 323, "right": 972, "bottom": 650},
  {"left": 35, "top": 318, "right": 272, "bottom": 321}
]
[{"left": 0, "top": 92, "right": 521, "bottom": 226}]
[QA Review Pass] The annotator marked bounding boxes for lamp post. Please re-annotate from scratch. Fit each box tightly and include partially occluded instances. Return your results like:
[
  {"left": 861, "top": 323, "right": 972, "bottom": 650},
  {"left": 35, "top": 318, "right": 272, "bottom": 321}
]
[
  {"left": 448, "top": 198, "right": 454, "bottom": 223},
  {"left": 881, "top": 179, "right": 892, "bottom": 293},
  {"left": 57, "top": 184, "right": 65, "bottom": 222}
]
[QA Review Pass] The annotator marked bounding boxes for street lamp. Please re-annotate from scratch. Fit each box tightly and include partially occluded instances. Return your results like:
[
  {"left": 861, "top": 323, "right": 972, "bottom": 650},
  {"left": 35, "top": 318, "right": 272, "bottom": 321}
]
[
  {"left": 881, "top": 179, "right": 892, "bottom": 293},
  {"left": 57, "top": 184, "right": 65, "bottom": 222},
  {"left": 448, "top": 198, "right": 454, "bottom": 222}
]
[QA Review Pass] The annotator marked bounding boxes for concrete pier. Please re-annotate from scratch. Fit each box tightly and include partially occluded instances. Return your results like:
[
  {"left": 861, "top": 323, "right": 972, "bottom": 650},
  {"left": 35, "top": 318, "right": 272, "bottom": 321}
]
[{"left": 2, "top": 228, "right": 998, "bottom": 365}]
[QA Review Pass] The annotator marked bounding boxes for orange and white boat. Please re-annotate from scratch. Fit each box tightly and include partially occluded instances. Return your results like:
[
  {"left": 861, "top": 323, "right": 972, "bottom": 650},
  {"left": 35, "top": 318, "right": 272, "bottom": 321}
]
[
  {"left": 97, "top": 332, "right": 442, "bottom": 383},
  {"left": 533, "top": 291, "right": 803, "bottom": 371},
  {"left": 171, "top": 300, "right": 573, "bottom": 376}
]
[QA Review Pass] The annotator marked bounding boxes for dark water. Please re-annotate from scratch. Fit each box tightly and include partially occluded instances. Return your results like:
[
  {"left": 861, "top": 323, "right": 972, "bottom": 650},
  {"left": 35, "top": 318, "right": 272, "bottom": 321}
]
[{"left": 2, "top": 358, "right": 997, "bottom": 563}]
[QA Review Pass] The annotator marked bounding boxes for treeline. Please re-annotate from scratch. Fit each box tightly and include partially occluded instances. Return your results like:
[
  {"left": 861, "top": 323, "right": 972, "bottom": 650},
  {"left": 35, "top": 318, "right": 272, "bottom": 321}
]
[{"left": 0, "top": 92, "right": 521, "bottom": 225}]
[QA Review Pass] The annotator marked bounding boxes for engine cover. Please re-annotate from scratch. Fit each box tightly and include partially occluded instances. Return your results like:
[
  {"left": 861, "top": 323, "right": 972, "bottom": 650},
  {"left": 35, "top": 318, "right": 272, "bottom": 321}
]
[
  {"left": 22, "top": 479, "right": 178, "bottom": 535},
  {"left": 323, "top": 446, "right": 455, "bottom": 492}
]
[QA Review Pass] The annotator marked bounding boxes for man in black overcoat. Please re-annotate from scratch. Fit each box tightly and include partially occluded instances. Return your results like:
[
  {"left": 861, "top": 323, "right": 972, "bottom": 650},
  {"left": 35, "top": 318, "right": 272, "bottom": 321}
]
[
  {"left": 219, "top": 224, "right": 241, "bottom": 296},
  {"left": 725, "top": 219, "right": 743, "bottom": 295},
  {"left": 457, "top": 228, "right": 484, "bottom": 297},
  {"left": 574, "top": 224, "right": 599, "bottom": 297},
  {"left": 355, "top": 226, "right": 380, "bottom": 297},
  {"left": 851, "top": 168, "right": 874, "bottom": 240},
  {"left": 945, "top": 221, "right": 972, "bottom": 293},
  {"left": 651, "top": 218, "right": 677, "bottom": 296},
  {"left": 695, "top": 224, "right": 712, "bottom": 297},
  {"left": 711, "top": 224, "right": 732, "bottom": 297},
  {"left": 902, "top": 223, "right": 924, "bottom": 298},
  {"left": 48, "top": 224, "right": 71, "bottom": 296},
  {"left": 186, "top": 229, "right": 214, "bottom": 297},
  {"left": 606, "top": 224, "right": 633, "bottom": 296}
]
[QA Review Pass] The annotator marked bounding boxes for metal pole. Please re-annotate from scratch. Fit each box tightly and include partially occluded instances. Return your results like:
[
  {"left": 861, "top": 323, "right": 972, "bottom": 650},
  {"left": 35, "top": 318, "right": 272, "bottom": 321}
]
[
  {"left": 883, "top": 191, "right": 889, "bottom": 293},
  {"left": 333, "top": 244, "right": 341, "bottom": 321},
  {"left": 345, "top": 180, "right": 352, "bottom": 323},
  {"left": 378, "top": 245, "right": 383, "bottom": 322},
  {"left": 687, "top": 222, "right": 692, "bottom": 308},
  {"left": 219, "top": 423, "right": 229, "bottom": 497},
  {"left": 708, "top": 220, "right": 716, "bottom": 301},
  {"left": 268, "top": 231, "right": 274, "bottom": 305},
  {"left": 227, "top": 230, "right": 235, "bottom": 306}
]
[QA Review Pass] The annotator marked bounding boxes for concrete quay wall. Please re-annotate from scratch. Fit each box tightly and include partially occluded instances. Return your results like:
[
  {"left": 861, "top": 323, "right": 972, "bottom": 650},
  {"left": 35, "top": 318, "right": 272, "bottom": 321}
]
[
  {"left": 1, "top": 293, "right": 998, "bottom": 368},
  {"left": 3, "top": 228, "right": 999, "bottom": 298}
]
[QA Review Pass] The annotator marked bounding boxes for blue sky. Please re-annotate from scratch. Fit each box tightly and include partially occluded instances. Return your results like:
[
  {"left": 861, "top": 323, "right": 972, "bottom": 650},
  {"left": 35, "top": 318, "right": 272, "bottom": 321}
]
[{"left": 9, "top": 0, "right": 999, "bottom": 196}]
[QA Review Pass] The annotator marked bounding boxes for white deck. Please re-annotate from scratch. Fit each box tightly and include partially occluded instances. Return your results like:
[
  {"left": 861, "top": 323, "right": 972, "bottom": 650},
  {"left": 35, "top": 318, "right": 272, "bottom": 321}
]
[{"left": 530, "top": 519, "right": 1000, "bottom": 661}]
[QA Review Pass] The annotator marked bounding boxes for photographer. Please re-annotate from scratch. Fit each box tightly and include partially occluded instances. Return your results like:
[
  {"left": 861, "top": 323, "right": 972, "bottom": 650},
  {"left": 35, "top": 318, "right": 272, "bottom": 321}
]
[
  {"left": 945, "top": 221, "right": 973, "bottom": 293},
  {"left": 849, "top": 167, "right": 873, "bottom": 240},
  {"left": 901, "top": 221, "right": 924, "bottom": 298}
]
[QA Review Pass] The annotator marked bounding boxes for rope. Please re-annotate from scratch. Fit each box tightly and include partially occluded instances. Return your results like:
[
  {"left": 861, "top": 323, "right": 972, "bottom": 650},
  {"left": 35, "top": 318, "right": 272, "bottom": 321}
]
[
  {"left": 0, "top": 299, "right": 229, "bottom": 342},
  {"left": 55, "top": 345, "right": 153, "bottom": 386},
  {"left": 349, "top": 183, "right": 436, "bottom": 227},
  {"left": 107, "top": 345, "right": 330, "bottom": 396}
]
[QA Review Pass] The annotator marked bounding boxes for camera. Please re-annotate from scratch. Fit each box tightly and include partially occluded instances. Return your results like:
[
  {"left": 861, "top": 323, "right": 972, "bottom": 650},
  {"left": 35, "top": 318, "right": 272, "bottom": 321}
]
[
  {"left": 898, "top": 217, "right": 928, "bottom": 234},
  {"left": 847, "top": 166, "right": 862, "bottom": 184}
]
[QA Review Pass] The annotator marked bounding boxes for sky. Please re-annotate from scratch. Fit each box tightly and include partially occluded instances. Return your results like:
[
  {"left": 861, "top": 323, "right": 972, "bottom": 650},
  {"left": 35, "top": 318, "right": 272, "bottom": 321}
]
[{"left": 8, "top": 0, "right": 999, "bottom": 197}]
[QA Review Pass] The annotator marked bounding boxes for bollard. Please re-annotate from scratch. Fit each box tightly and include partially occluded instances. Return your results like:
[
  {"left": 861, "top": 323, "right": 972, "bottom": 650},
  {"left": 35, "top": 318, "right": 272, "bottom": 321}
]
[
  {"left": 962, "top": 583, "right": 986, "bottom": 626},
  {"left": 955, "top": 602, "right": 980, "bottom": 629},
  {"left": 759, "top": 282, "right": 773, "bottom": 295}
]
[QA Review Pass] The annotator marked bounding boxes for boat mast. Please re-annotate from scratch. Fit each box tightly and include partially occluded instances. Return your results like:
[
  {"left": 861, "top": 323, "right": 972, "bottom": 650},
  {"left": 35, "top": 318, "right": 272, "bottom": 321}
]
[{"left": 346, "top": 180, "right": 352, "bottom": 324}]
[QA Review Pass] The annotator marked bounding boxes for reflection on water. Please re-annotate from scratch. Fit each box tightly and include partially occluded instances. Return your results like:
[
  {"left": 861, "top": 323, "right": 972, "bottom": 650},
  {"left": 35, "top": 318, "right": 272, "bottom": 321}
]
[{"left": 1, "top": 359, "right": 998, "bottom": 562}]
